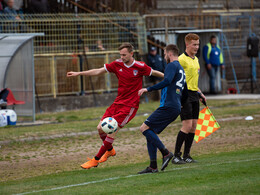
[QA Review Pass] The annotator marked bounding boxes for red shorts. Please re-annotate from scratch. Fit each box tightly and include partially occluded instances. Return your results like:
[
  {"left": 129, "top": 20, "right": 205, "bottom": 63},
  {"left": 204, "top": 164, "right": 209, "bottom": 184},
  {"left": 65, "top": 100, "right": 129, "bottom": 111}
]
[{"left": 101, "top": 103, "right": 138, "bottom": 128}]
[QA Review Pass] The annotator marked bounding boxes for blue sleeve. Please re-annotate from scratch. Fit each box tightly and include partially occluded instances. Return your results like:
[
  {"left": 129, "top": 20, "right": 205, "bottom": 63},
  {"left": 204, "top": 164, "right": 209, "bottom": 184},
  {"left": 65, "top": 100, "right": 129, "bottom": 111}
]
[
  {"left": 203, "top": 45, "right": 210, "bottom": 64},
  {"left": 147, "top": 63, "right": 176, "bottom": 92}
]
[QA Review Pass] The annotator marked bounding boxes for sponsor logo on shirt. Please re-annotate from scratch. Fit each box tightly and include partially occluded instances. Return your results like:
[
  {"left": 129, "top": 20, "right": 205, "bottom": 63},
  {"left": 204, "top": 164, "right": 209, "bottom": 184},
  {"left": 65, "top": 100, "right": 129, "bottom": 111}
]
[{"left": 119, "top": 68, "right": 123, "bottom": 72}]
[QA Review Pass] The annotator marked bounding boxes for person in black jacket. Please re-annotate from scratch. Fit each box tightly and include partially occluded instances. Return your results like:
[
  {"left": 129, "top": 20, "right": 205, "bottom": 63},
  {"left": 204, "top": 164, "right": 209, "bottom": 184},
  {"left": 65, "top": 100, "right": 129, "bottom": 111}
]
[{"left": 147, "top": 47, "right": 166, "bottom": 83}]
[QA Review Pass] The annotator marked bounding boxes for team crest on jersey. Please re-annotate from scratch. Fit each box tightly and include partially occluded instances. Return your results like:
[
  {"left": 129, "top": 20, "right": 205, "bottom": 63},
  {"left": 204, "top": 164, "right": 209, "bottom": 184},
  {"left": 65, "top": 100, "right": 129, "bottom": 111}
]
[
  {"left": 176, "top": 88, "right": 180, "bottom": 94},
  {"left": 133, "top": 70, "right": 138, "bottom": 76}
]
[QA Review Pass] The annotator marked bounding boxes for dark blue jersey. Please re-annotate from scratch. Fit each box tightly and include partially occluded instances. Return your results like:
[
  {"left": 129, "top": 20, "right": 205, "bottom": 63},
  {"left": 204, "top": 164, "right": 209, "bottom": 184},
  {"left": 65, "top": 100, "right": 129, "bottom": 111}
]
[{"left": 147, "top": 60, "right": 187, "bottom": 110}]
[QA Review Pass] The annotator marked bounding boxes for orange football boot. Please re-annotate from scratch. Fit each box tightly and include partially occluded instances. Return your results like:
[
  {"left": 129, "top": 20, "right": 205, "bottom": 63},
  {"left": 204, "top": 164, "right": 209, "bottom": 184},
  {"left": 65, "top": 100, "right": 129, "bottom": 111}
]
[
  {"left": 99, "top": 148, "right": 116, "bottom": 163},
  {"left": 81, "top": 158, "right": 99, "bottom": 169}
]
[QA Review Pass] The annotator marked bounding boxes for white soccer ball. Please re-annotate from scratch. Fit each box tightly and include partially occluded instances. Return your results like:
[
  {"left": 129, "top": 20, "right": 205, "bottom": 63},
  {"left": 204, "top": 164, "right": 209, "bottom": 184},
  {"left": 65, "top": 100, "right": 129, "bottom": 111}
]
[{"left": 101, "top": 117, "right": 118, "bottom": 134}]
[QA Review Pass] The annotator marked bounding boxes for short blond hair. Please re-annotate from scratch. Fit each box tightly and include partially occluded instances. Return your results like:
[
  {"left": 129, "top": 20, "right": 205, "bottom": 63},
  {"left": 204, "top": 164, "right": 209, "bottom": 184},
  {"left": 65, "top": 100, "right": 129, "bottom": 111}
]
[{"left": 185, "top": 33, "right": 200, "bottom": 44}]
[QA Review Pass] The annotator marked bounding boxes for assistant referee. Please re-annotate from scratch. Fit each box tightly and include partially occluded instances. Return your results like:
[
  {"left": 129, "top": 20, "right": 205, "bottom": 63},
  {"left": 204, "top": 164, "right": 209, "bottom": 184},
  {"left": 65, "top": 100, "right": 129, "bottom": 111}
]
[{"left": 172, "top": 33, "right": 206, "bottom": 164}]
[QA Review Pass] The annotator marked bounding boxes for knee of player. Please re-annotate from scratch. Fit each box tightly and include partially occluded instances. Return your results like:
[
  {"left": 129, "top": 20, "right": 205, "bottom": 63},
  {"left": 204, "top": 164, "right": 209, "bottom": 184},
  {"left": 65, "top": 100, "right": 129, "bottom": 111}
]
[
  {"left": 181, "top": 123, "right": 193, "bottom": 132},
  {"left": 97, "top": 124, "right": 103, "bottom": 132},
  {"left": 139, "top": 126, "right": 143, "bottom": 132},
  {"left": 140, "top": 123, "right": 149, "bottom": 133}
]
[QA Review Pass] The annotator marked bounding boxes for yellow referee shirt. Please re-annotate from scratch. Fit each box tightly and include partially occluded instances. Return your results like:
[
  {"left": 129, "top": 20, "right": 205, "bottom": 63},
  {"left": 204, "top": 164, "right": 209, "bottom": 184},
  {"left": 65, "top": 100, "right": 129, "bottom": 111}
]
[{"left": 179, "top": 52, "right": 200, "bottom": 91}]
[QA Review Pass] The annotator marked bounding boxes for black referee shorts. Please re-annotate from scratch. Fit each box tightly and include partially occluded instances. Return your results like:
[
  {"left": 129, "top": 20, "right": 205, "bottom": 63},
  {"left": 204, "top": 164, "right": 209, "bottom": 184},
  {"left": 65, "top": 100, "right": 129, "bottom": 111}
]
[{"left": 180, "top": 100, "right": 200, "bottom": 121}]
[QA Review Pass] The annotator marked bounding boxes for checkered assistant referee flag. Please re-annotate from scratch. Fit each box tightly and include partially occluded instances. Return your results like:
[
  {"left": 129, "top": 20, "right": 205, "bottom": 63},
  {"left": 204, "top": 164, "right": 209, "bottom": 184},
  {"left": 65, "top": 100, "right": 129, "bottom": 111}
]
[{"left": 194, "top": 106, "right": 220, "bottom": 143}]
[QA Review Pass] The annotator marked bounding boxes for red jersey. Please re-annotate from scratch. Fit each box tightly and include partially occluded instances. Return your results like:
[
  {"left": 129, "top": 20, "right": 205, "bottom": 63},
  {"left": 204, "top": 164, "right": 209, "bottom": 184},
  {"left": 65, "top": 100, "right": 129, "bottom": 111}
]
[{"left": 104, "top": 59, "right": 152, "bottom": 108}]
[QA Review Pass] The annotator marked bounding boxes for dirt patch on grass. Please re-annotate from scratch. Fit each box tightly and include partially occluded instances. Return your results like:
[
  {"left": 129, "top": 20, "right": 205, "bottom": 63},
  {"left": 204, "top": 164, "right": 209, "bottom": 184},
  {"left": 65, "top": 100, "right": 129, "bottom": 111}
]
[{"left": 1, "top": 117, "right": 260, "bottom": 182}]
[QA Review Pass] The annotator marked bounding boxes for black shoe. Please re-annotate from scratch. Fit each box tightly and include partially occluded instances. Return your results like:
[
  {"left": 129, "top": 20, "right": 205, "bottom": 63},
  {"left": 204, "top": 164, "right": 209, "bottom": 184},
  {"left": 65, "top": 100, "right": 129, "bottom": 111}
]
[
  {"left": 172, "top": 153, "right": 186, "bottom": 164},
  {"left": 161, "top": 152, "right": 173, "bottom": 171},
  {"left": 138, "top": 167, "right": 158, "bottom": 174},
  {"left": 183, "top": 155, "right": 198, "bottom": 163}
]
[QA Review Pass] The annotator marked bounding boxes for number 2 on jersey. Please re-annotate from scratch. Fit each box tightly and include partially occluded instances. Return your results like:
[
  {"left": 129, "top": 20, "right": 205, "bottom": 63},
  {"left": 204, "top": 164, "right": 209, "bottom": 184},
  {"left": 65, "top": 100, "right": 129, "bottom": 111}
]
[{"left": 176, "top": 69, "right": 185, "bottom": 89}]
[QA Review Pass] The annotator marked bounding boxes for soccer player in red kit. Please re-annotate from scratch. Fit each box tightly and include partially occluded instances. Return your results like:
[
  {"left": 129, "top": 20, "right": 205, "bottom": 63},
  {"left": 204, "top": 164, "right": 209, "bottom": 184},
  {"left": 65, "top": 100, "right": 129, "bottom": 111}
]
[{"left": 67, "top": 42, "right": 164, "bottom": 169}]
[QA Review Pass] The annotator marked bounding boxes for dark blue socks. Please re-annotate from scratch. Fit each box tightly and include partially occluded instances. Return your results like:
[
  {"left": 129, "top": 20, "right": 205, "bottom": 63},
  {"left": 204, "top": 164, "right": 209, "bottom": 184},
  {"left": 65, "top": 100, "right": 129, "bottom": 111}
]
[{"left": 143, "top": 129, "right": 165, "bottom": 150}]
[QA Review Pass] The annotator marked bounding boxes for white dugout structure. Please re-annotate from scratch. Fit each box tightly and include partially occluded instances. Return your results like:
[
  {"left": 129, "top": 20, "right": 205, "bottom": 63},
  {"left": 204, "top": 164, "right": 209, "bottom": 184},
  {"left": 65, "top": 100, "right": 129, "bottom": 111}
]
[{"left": 0, "top": 33, "right": 42, "bottom": 121}]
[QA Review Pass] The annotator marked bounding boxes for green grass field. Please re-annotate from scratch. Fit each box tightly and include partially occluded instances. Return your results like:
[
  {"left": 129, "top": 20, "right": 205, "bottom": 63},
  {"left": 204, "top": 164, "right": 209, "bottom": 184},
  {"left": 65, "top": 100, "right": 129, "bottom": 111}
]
[
  {"left": 0, "top": 99, "right": 260, "bottom": 194},
  {"left": 1, "top": 149, "right": 260, "bottom": 195}
]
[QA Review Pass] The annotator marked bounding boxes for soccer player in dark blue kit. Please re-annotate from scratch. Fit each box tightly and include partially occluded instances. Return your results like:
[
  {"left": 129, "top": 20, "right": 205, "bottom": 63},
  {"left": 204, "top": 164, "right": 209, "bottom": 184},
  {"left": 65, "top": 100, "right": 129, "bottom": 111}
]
[{"left": 138, "top": 44, "right": 187, "bottom": 174}]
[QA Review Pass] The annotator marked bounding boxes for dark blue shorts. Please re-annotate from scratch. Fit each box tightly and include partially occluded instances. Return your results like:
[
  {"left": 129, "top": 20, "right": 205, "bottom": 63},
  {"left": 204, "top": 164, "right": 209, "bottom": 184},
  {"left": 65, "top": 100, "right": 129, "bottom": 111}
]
[{"left": 144, "top": 106, "right": 180, "bottom": 134}]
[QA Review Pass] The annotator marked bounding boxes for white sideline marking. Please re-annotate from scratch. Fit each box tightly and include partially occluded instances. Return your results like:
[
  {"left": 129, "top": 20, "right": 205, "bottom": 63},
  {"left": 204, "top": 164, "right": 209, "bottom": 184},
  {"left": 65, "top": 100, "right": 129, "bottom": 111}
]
[{"left": 14, "top": 158, "right": 260, "bottom": 195}]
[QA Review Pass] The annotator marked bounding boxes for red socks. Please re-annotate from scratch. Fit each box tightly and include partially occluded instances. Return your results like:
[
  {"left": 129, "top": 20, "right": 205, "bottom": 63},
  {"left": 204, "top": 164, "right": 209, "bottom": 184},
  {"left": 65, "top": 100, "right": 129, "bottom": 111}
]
[
  {"left": 99, "top": 132, "right": 107, "bottom": 141},
  {"left": 95, "top": 136, "right": 114, "bottom": 159}
]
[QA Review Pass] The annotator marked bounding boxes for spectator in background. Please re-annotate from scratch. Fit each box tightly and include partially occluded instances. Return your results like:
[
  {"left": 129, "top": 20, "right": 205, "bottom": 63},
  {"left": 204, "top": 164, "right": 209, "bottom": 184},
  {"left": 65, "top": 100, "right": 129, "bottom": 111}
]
[
  {"left": 3, "top": 0, "right": 21, "bottom": 20},
  {"left": 91, "top": 39, "right": 106, "bottom": 51},
  {"left": 147, "top": 47, "right": 166, "bottom": 84},
  {"left": 12, "top": 0, "right": 23, "bottom": 13},
  {"left": 203, "top": 35, "right": 224, "bottom": 94}
]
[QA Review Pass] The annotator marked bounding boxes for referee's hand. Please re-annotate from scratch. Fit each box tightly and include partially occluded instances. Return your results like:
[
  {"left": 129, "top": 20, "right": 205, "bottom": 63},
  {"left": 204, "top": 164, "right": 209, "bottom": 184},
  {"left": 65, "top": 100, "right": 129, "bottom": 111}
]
[
  {"left": 199, "top": 92, "right": 207, "bottom": 106},
  {"left": 138, "top": 88, "right": 148, "bottom": 96}
]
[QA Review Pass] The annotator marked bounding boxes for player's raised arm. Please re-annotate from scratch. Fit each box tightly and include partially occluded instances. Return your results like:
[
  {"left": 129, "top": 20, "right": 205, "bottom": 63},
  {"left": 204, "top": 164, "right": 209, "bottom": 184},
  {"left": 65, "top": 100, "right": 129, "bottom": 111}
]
[
  {"left": 151, "top": 69, "right": 164, "bottom": 78},
  {"left": 67, "top": 67, "right": 107, "bottom": 77}
]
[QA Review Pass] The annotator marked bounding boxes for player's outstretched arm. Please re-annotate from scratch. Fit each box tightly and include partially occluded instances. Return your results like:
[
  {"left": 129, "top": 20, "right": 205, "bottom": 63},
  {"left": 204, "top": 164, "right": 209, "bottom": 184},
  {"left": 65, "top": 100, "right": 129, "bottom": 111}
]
[
  {"left": 67, "top": 67, "right": 106, "bottom": 77},
  {"left": 67, "top": 71, "right": 80, "bottom": 77},
  {"left": 151, "top": 70, "right": 164, "bottom": 78},
  {"left": 138, "top": 88, "right": 148, "bottom": 96}
]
